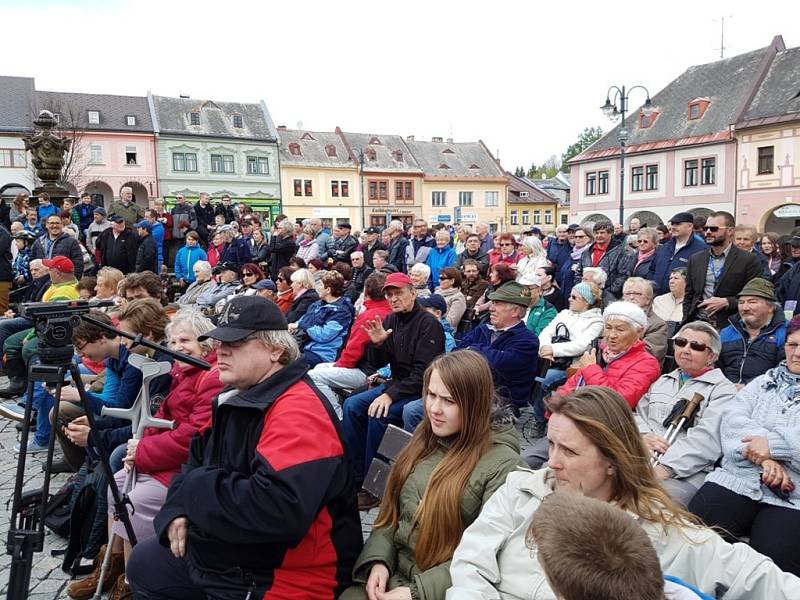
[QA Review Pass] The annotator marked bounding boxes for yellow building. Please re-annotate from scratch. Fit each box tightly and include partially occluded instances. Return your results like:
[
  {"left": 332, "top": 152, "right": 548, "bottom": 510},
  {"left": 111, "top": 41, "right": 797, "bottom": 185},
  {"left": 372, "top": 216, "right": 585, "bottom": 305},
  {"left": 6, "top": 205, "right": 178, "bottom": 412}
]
[
  {"left": 278, "top": 128, "right": 362, "bottom": 229},
  {"left": 506, "top": 173, "right": 559, "bottom": 234},
  {"left": 404, "top": 138, "right": 507, "bottom": 232}
]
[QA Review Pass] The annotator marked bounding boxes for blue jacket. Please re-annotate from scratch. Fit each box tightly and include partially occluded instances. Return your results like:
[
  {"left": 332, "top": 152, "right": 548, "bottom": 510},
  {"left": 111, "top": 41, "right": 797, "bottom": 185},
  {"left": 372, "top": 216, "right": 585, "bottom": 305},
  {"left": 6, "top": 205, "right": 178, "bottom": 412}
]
[
  {"left": 36, "top": 203, "right": 58, "bottom": 224},
  {"left": 297, "top": 297, "right": 355, "bottom": 363},
  {"left": 75, "top": 202, "right": 94, "bottom": 234},
  {"left": 174, "top": 243, "right": 208, "bottom": 283},
  {"left": 649, "top": 236, "right": 707, "bottom": 295},
  {"left": 457, "top": 321, "right": 539, "bottom": 407},
  {"left": 220, "top": 237, "right": 252, "bottom": 266},
  {"left": 718, "top": 311, "right": 786, "bottom": 385},
  {"left": 151, "top": 221, "right": 165, "bottom": 271},
  {"left": 426, "top": 245, "right": 457, "bottom": 288},
  {"left": 546, "top": 240, "right": 571, "bottom": 273}
]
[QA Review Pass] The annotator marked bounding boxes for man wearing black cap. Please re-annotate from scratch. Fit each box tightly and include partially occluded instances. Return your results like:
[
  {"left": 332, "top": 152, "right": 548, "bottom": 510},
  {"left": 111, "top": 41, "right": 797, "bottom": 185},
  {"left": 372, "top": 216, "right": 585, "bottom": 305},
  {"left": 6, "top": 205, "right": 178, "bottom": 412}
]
[
  {"left": 95, "top": 214, "right": 138, "bottom": 274},
  {"left": 127, "top": 296, "right": 362, "bottom": 599},
  {"left": 327, "top": 222, "right": 358, "bottom": 265},
  {"left": 649, "top": 211, "right": 708, "bottom": 295},
  {"left": 134, "top": 219, "right": 157, "bottom": 273},
  {"left": 196, "top": 261, "right": 241, "bottom": 309},
  {"left": 362, "top": 226, "right": 386, "bottom": 268}
]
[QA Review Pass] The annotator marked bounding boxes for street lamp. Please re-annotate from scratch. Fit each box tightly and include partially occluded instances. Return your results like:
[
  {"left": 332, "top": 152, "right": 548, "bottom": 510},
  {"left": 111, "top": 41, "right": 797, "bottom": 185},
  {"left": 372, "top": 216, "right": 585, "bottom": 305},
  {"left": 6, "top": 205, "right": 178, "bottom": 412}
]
[{"left": 600, "top": 85, "right": 653, "bottom": 226}]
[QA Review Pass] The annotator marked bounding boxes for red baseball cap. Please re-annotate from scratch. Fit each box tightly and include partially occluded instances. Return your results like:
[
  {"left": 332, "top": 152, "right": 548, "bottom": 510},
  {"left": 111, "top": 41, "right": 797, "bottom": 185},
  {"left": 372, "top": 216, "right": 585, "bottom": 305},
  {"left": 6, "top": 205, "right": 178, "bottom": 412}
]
[
  {"left": 382, "top": 272, "right": 413, "bottom": 290},
  {"left": 42, "top": 256, "right": 75, "bottom": 273}
]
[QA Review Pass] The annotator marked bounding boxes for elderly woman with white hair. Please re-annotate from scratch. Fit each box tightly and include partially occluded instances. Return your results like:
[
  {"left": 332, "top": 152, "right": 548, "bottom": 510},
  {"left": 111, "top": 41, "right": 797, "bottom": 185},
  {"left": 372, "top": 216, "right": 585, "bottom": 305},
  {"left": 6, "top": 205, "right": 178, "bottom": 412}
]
[
  {"left": 556, "top": 301, "right": 662, "bottom": 409},
  {"left": 176, "top": 260, "right": 216, "bottom": 306},
  {"left": 514, "top": 236, "right": 549, "bottom": 282},
  {"left": 409, "top": 263, "right": 432, "bottom": 299},
  {"left": 635, "top": 321, "right": 738, "bottom": 506}
]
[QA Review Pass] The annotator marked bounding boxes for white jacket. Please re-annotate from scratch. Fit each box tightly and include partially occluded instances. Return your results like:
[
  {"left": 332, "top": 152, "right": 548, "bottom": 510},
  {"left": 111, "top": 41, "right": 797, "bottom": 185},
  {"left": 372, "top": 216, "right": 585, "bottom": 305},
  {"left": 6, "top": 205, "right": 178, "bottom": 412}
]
[
  {"left": 634, "top": 368, "right": 737, "bottom": 488},
  {"left": 447, "top": 468, "right": 800, "bottom": 600},
  {"left": 514, "top": 254, "right": 548, "bottom": 282},
  {"left": 537, "top": 308, "right": 603, "bottom": 358}
]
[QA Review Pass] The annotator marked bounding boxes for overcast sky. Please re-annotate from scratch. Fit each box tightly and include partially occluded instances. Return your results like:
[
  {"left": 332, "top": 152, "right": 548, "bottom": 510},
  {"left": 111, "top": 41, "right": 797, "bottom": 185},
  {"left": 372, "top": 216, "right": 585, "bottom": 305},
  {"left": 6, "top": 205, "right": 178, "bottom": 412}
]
[{"left": 3, "top": 0, "right": 798, "bottom": 172}]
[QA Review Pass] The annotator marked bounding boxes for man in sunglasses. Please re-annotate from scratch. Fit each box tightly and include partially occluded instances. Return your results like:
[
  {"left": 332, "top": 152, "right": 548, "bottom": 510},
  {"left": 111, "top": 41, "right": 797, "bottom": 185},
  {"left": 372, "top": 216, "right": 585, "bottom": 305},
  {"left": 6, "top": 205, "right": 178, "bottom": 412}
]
[
  {"left": 649, "top": 212, "right": 708, "bottom": 296},
  {"left": 683, "top": 212, "right": 763, "bottom": 329}
]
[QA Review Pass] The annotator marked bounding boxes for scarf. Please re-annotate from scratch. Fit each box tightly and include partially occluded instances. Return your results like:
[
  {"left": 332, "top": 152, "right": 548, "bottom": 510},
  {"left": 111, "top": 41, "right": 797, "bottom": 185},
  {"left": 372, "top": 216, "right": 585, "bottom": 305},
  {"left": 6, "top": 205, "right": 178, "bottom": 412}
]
[
  {"left": 635, "top": 248, "right": 655, "bottom": 271},
  {"left": 570, "top": 245, "right": 590, "bottom": 261},
  {"left": 763, "top": 363, "right": 800, "bottom": 405}
]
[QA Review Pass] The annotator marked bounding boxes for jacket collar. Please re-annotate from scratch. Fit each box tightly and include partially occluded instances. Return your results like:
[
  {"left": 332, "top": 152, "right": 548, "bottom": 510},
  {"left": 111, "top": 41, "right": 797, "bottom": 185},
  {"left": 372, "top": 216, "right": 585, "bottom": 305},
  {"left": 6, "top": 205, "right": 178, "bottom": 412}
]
[
  {"left": 662, "top": 366, "right": 726, "bottom": 385},
  {"left": 728, "top": 309, "right": 785, "bottom": 337},
  {"left": 221, "top": 358, "right": 309, "bottom": 411}
]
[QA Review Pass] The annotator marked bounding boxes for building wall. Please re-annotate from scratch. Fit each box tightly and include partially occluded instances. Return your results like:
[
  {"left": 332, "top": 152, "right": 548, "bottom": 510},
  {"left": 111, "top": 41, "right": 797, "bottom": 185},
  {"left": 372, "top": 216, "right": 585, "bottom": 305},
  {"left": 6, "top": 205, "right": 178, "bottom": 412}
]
[
  {"left": 736, "top": 124, "right": 800, "bottom": 233},
  {"left": 279, "top": 164, "right": 362, "bottom": 228},
  {"left": 361, "top": 172, "right": 424, "bottom": 229},
  {"left": 421, "top": 179, "right": 507, "bottom": 229},
  {"left": 0, "top": 134, "right": 36, "bottom": 194},
  {"left": 79, "top": 132, "right": 158, "bottom": 206},
  {"left": 505, "top": 202, "right": 558, "bottom": 233},
  {"left": 569, "top": 142, "right": 735, "bottom": 225}
]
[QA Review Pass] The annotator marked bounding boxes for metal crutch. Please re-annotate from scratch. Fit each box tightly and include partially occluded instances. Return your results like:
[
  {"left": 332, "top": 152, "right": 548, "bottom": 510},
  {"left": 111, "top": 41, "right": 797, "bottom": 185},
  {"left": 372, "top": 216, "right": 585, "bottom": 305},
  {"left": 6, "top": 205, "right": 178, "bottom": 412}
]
[
  {"left": 90, "top": 354, "right": 174, "bottom": 600},
  {"left": 652, "top": 392, "right": 704, "bottom": 467}
]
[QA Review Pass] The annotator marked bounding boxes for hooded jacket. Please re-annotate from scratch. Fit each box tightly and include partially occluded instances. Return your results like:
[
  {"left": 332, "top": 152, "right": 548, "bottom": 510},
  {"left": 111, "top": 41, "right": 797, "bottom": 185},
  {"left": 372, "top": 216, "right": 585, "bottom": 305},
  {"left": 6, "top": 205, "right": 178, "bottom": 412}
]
[
  {"left": 426, "top": 245, "right": 457, "bottom": 289},
  {"left": 559, "top": 340, "right": 661, "bottom": 409},
  {"left": 634, "top": 367, "right": 737, "bottom": 487},
  {"left": 297, "top": 297, "right": 356, "bottom": 363},
  {"left": 718, "top": 311, "right": 786, "bottom": 385},
  {"left": 154, "top": 359, "right": 362, "bottom": 599},
  {"left": 446, "top": 468, "right": 800, "bottom": 600},
  {"left": 348, "top": 425, "right": 525, "bottom": 600},
  {"left": 174, "top": 243, "right": 208, "bottom": 284}
]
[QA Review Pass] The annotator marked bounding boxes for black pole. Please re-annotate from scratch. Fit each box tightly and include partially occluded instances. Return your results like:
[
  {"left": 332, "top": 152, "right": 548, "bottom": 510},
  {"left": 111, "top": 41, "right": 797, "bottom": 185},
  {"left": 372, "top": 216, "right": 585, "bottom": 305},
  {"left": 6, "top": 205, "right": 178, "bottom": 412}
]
[{"left": 619, "top": 85, "right": 626, "bottom": 227}]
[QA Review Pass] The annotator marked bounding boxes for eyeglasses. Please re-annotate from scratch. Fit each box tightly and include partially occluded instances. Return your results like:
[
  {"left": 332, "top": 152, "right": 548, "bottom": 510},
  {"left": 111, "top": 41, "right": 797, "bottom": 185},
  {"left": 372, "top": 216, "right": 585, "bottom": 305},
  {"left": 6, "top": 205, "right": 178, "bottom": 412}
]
[
  {"left": 440, "top": 275, "right": 453, "bottom": 280},
  {"left": 500, "top": 242, "right": 514, "bottom": 247},
  {"left": 702, "top": 226, "right": 727, "bottom": 232},
  {"left": 574, "top": 234, "right": 587, "bottom": 239},
  {"left": 623, "top": 291, "right": 645, "bottom": 297},
  {"left": 673, "top": 337, "right": 709, "bottom": 352},
  {"left": 636, "top": 239, "right": 650, "bottom": 244},
  {"left": 242, "top": 272, "right": 255, "bottom": 277}
]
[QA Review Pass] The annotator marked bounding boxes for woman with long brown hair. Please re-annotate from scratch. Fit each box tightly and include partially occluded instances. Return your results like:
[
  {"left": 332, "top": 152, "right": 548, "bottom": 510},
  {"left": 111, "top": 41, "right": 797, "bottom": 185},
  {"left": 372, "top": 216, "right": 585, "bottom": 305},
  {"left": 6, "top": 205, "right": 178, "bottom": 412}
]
[
  {"left": 341, "top": 351, "right": 523, "bottom": 600},
  {"left": 448, "top": 386, "right": 800, "bottom": 599}
]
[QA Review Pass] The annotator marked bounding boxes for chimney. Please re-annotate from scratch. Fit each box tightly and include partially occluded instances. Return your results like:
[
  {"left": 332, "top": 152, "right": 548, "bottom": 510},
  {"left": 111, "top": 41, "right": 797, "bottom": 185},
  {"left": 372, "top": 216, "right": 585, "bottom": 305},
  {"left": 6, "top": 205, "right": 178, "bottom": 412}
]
[
  {"left": 179, "top": 94, "right": 190, "bottom": 99},
  {"left": 277, "top": 125, "right": 287, "bottom": 130},
  {"left": 446, "top": 137, "right": 453, "bottom": 143},
  {"left": 406, "top": 135, "right": 415, "bottom": 141},
  {"left": 432, "top": 136, "right": 443, "bottom": 143}
]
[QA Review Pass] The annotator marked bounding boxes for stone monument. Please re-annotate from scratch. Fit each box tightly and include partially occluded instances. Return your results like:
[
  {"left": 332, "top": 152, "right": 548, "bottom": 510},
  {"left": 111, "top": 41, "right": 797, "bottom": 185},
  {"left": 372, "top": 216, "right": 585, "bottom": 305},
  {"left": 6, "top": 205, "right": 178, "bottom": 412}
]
[{"left": 22, "top": 109, "right": 73, "bottom": 200}]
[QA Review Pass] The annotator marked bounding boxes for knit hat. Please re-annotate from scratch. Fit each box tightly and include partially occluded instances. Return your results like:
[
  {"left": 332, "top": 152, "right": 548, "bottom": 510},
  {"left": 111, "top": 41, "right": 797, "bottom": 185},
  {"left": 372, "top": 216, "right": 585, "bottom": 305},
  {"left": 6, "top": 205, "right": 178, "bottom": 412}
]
[
  {"left": 572, "top": 282, "right": 595, "bottom": 306},
  {"left": 737, "top": 277, "right": 776, "bottom": 301},
  {"left": 488, "top": 281, "right": 532, "bottom": 308},
  {"left": 603, "top": 301, "right": 648, "bottom": 330}
]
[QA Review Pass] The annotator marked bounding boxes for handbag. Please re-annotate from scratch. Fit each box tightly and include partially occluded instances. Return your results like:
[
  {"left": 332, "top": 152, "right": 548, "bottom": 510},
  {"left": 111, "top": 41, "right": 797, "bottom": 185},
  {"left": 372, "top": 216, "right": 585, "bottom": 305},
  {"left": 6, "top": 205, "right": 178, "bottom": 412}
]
[{"left": 549, "top": 323, "right": 575, "bottom": 370}]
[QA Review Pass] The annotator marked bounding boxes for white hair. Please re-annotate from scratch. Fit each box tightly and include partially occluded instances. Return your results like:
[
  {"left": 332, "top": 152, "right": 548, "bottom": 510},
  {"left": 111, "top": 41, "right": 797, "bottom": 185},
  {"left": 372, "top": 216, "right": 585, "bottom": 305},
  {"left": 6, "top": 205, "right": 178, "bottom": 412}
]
[
  {"left": 582, "top": 267, "right": 607, "bottom": 288},
  {"left": 167, "top": 309, "right": 216, "bottom": 353},
  {"left": 520, "top": 236, "right": 546, "bottom": 259},
  {"left": 193, "top": 260, "right": 212, "bottom": 275},
  {"left": 389, "top": 219, "right": 404, "bottom": 232},
  {"left": 410, "top": 263, "right": 431, "bottom": 280}
]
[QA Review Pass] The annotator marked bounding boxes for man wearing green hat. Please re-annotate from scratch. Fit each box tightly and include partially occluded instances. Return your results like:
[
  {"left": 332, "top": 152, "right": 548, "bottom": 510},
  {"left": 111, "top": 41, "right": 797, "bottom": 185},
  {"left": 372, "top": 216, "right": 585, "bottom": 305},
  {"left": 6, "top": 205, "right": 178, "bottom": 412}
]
[
  {"left": 456, "top": 280, "right": 540, "bottom": 408},
  {"left": 718, "top": 277, "right": 786, "bottom": 387}
]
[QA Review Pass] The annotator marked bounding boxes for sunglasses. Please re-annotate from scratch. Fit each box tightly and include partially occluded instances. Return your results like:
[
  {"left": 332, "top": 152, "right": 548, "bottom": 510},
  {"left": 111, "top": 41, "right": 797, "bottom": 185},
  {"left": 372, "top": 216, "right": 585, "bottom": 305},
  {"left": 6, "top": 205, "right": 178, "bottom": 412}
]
[
  {"left": 242, "top": 272, "right": 255, "bottom": 277},
  {"left": 702, "top": 226, "right": 726, "bottom": 232},
  {"left": 500, "top": 242, "right": 514, "bottom": 247},
  {"left": 673, "top": 337, "right": 709, "bottom": 352}
]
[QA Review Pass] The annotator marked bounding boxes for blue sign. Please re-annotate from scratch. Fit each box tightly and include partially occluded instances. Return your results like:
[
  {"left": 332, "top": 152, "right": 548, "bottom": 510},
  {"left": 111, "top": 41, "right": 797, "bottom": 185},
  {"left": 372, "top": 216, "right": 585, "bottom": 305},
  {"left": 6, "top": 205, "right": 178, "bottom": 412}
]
[{"left": 437, "top": 215, "right": 451, "bottom": 223}]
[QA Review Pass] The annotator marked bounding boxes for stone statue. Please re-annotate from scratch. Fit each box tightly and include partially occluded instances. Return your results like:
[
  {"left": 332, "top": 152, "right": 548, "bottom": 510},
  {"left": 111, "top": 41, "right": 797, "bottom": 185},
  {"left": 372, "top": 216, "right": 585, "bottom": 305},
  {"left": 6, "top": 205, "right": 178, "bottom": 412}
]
[{"left": 23, "top": 110, "right": 72, "bottom": 197}]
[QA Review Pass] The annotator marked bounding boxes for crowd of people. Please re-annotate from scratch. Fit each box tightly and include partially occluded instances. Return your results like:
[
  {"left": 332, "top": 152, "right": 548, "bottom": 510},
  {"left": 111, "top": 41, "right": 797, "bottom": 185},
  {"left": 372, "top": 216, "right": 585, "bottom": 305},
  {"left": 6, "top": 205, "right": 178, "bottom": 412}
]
[{"left": 0, "top": 188, "right": 798, "bottom": 599}]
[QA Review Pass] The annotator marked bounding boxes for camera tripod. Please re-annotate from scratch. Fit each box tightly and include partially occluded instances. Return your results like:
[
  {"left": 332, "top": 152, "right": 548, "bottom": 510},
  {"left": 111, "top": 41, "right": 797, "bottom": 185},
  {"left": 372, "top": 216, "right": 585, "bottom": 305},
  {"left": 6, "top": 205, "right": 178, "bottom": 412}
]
[{"left": 4, "top": 301, "right": 209, "bottom": 600}]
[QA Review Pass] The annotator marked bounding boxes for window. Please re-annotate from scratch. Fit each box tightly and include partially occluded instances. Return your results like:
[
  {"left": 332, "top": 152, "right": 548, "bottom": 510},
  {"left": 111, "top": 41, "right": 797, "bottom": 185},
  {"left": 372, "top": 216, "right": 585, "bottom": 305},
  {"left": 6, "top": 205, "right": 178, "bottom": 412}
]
[
  {"left": 89, "top": 144, "right": 103, "bottom": 165},
  {"left": 534, "top": 210, "right": 541, "bottom": 225},
  {"left": 646, "top": 164, "right": 658, "bottom": 190},
  {"left": 341, "top": 181, "right": 349, "bottom": 197},
  {"left": 586, "top": 172, "right": 597, "bottom": 196},
  {"left": 304, "top": 179, "right": 313, "bottom": 196},
  {"left": 126, "top": 115, "right": 136, "bottom": 126},
  {"left": 510, "top": 211, "right": 518, "bottom": 225},
  {"left": 631, "top": 166, "right": 644, "bottom": 192},
  {"left": 185, "top": 153, "right": 197, "bottom": 172},
  {"left": 0, "top": 149, "right": 26, "bottom": 168},
  {"left": 689, "top": 104, "right": 700, "bottom": 119},
  {"left": 395, "top": 180, "right": 414, "bottom": 204},
  {"left": 293, "top": 179, "right": 313, "bottom": 197},
  {"left": 331, "top": 181, "right": 339, "bottom": 197},
  {"left": 458, "top": 191, "right": 473, "bottom": 207},
  {"left": 701, "top": 158, "right": 716, "bottom": 185},
  {"left": 211, "top": 154, "right": 235, "bottom": 173},
  {"left": 247, "top": 156, "right": 269, "bottom": 175},
  {"left": 190, "top": 112, "right": 200, "bottom": 126},
  {"left": 368, "top": 179, "right": 389, "bottom": 204},
  {"left": 640, "top": 113, "right": 651, "bottom": 128},
  {"left": 684, "top": 159, "right": 698, "bottom": 187},
  {"left": 87, "top": 110, "right": 100, "bottom": 125},
  {"left": 598, "top": 170, "right": 609, "bottom": 194},
  {"left": 325, "top": 144, "right": 337, "bottom": 158},
  {"left": 758, "top": 146, "right": 774, "bottom": 174},
  {"left": 560, "top": 213, "right": 568, "bottom": 225},
  {"left": 432, "top": 191, "right": 446, "bottom": 207},
  {"left": 392, "top": 150, "right": 403, "bottom": 162},
  {"left": 289, "top": 143, "right": 301, "bottom": 156},
  {"left": 232, "top": 115, "right": 243, "bottom": 129},
  {"left": 485, "top": 191, "right": 499, "bottom": 207},
  {"left": 522, "top": 211, "right": 530, "bottom": 225},
  {"left": 331, "top": 180, "right": 350, "bottom": 198},
  {"left": 172, "top": 152, "right": 197, "bottom": 172},
  {"left": 545, "top": 209, "right": 553, "bottom": 225},
  {"left": 125, "top": 146, "right": 137, "bottom": 165}
]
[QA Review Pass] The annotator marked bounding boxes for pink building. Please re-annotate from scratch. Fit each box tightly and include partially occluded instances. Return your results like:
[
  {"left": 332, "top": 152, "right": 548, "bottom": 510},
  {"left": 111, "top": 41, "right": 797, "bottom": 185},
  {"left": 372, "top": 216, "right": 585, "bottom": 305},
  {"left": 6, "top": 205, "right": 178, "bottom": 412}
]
[{"left": 36, "top": 90, "right": 158, "bottom": 208}]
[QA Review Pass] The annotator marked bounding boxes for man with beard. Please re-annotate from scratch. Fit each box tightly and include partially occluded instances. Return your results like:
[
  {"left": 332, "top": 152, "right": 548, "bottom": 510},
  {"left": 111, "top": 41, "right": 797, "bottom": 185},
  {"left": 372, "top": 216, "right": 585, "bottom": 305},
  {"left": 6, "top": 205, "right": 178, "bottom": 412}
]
[{"left": 460, "top": 259, "right": 489, "bottom": 310}]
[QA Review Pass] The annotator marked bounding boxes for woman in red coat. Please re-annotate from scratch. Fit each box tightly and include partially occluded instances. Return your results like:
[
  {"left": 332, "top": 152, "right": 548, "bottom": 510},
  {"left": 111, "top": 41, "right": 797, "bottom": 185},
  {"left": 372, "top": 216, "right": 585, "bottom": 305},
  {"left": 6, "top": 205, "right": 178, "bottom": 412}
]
[{"left": 557, "top": 301, "right": 661, "bottom": 410}]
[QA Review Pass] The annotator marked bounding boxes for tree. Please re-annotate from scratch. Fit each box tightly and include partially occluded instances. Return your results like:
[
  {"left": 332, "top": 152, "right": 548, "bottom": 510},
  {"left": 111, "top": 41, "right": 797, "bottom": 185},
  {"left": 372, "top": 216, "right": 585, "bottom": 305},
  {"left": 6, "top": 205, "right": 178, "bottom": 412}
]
[
  {"left": 561, "top": 126, "right": 604, "bottom": 172},
  {"left": 514, "top": 166, "right": 525, "bottom": 177},
  {"left": 526, "top": 162, "right": 538, "bottom": 179},
  {"left": 525, "top": 156, "right": 561, "bottom": 181}
]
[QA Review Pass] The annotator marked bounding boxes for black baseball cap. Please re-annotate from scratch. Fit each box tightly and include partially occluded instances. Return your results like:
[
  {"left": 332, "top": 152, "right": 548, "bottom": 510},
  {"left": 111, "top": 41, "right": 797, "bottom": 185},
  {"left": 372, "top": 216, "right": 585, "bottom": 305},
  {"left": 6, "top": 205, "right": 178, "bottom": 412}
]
[
  {"left": 213, "top": 261, "right": 239, "bottom": 274},
  {"left": 108, "top": 214, "right": 124, "bottom": 223},
  {"left": 790, "top": 236, "right": 800, "bottom": 248},
  {"left": 199, "top": 296, "right": 288, "bottom": 342},
  {"left": 669, "top": 212, "right": 694, "bottom": 225},
  {"left": 365, "top": 226, "right": 381, "bottom": 234},
  {"left": 418, "top": 293, "right": 447, "bottom": 315}
]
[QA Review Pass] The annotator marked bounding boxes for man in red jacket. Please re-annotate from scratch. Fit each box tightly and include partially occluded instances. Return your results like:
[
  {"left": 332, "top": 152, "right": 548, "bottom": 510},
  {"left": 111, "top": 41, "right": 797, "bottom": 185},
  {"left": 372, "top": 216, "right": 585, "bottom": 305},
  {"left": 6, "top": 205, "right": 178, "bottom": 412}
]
[
  {"left": 308, "top": 272, "right": 392, "bottom": 418},
  {"left": 127, "top": 295, "right": 362, "bottom": 599}
]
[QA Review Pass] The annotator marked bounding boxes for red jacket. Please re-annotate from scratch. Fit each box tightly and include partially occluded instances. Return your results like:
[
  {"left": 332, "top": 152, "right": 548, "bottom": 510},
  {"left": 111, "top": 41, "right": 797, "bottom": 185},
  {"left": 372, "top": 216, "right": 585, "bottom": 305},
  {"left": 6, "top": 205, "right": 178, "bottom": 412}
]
[
  {"left": 557, "top": 340, "right": 660, "bottom": 409},
  {"left": 335, "top": 298, "right": 392, "bottom": 369},
  {"left": 488, "top": 249, "right": 520, "bottom": 266},
  {"left": 135, "top": 352, "right": 225, "bottom": 487}
]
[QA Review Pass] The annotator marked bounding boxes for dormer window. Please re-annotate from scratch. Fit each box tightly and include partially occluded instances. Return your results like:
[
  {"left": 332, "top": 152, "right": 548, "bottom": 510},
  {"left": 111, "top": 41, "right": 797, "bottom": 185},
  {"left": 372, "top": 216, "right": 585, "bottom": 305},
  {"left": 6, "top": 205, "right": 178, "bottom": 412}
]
[
  {"left": 368, "top": 136, "right": 381, "bottom": 145},
  {"left": 392, "top": 150, "right": 403, "bottom": 162},
  {"left": 189, "top": 111, "right": 200, "bottom": 126},
  {"left": 301, "top": 132, "right": 315, "bottom": 140},
  {"left": 126, "top": 115, "right": 136, "bottom": 126},
  {"left": 365, "top": 148, "right": 377, "bottom": 161},
  {"left": 439, "top": 163, "right": 451, "bottom": 169},
  {"left": 87, "top": 110, "right": 100, "bottom": 125},
  {"left": 442, "top": 148, "right": 455, "bottom": 154},
  {"left": 325, "top": 144, "right": 337, "bottom": 158},
  {"left": 639, "top": 109, "right": 660, "bottom": 129},
  {"left": 232, "top": 115, "right": 243, "bottom": 128},
  {"left": 687, "top": 98, "right": 711, "bottom": 121},
  {"left": 289, "top": 143, "right": 301, "bottom": 156}
]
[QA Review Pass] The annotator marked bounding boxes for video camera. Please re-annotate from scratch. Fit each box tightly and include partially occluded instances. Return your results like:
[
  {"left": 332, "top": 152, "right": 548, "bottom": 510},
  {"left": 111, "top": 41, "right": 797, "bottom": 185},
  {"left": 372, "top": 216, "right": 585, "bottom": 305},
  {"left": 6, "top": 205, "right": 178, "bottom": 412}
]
[{"left": 19, "top": 300, "right": 113, "bottom": 348}]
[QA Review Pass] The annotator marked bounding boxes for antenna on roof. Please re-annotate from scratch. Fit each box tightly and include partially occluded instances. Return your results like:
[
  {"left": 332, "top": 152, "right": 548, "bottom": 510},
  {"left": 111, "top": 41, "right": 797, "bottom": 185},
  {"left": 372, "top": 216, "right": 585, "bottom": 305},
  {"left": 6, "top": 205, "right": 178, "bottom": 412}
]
[
  {"left": 713, "top": 15, "right": 733, "bottom": 59},
  {"left": 296, "top": 120, "right": 303, "bottom": 130}
]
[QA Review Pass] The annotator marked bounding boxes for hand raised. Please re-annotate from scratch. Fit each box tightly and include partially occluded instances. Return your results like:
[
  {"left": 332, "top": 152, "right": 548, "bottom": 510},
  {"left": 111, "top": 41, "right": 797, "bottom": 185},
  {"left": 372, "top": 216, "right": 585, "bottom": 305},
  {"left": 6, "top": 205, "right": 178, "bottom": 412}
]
[{"left": 362, "top": 317, "right": 392, "bottom": 346}]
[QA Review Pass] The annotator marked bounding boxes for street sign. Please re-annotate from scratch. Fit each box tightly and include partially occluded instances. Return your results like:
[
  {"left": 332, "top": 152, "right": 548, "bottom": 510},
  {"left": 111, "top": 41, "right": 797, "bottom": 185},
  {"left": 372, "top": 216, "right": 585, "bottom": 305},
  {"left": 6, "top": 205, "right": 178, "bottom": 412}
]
[
  {"left": 436, "top": 214, "right": 451, "bottom": 223},
  {"left": 773, "top": 204, "right": 800, "bottom": 218},
  {"left": 461, "top": 212, "right": 478, "bottom": 223}
]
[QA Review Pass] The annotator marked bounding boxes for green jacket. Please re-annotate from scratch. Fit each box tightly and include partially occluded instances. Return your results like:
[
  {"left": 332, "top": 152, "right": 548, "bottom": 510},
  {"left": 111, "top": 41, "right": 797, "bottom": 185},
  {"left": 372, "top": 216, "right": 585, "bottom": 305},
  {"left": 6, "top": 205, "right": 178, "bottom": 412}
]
[
  {"left": 349, "top": 424, "right": 524, "bottom": 600},
  {"left": 525, "top": 296, "right": 557, "bottom": 336}
]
